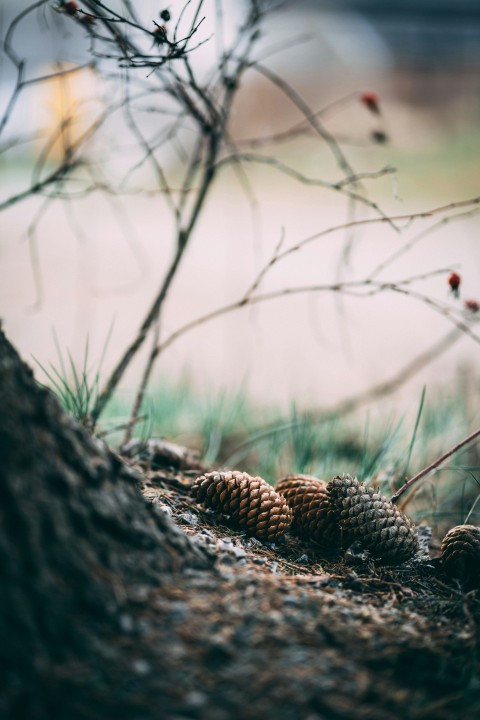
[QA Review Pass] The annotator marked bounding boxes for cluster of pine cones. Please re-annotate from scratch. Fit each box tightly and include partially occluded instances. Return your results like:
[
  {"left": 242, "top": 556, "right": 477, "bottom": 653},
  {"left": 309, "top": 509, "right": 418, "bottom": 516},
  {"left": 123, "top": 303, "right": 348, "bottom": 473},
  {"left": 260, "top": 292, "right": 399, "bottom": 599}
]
[
  {"left": 192, "top": 471, "right": 480, "bottom": 584},
  {"left": 192, "top": 471, "right": 417, "bottom": 564}
]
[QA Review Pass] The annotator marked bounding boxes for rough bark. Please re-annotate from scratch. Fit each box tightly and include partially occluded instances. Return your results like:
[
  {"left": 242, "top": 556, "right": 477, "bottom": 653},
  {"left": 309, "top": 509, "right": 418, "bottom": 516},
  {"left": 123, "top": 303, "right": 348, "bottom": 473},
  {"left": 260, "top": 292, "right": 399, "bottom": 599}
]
[{"left": 0, "top": 326, "right": 210, "bottom": 718}]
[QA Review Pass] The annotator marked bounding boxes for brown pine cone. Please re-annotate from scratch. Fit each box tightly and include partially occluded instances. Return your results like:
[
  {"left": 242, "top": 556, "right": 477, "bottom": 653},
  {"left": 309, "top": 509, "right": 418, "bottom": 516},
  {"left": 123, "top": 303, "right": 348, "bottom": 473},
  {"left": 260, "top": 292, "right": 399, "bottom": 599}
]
[
  {"left": 192, "top": 471, "right": 293, "bottom": 541},
  {"left": 327, "top": 475, "right": 419, "bottom": 565},
  {"left": 440, "top": 524, "right": 480, "bottom": 588},
  {"left": 276, "top": 474, "right": 342, "bottom": 549}
]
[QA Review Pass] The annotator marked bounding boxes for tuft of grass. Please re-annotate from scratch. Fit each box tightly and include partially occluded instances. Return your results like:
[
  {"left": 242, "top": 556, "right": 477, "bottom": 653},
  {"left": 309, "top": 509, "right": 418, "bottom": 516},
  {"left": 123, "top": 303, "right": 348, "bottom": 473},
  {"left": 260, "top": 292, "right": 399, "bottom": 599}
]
[
  {"left": 196, "top": 388, "right": 252, "bottom": 466},
  {"left": 220, "top": 405, "right": 403, "bottom": 487},
  {"left": 35, "top": 328, "right": 113, "bottom": 430},
  {"left": 35, "top": 342, "right": 100, "bottom": 428}
]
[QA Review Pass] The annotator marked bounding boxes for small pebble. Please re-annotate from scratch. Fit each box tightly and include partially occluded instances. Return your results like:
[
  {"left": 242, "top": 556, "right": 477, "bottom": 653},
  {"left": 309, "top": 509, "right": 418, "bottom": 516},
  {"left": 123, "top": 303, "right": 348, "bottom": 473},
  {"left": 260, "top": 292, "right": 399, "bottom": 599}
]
[
  {"left": 119, "top": 614, "right": 134, "bottom": 632},
  {"left": 129, "top": 585, "right": 150, "bottom": 603},
  {"left": 246, "top": 537, "right": 263, "bottom": 549},
  {"left": 177, "top": 512, "right": 199, "bottom": 527},
  {"left": 185, "top": 690, "right": 207, "bottom": 709},
  {"left": 157, "top": 504, "right": 173, "bottom": 516},
  {"left": 132, "top": 659, "right": 151, "bottom": 676},
  {"left": 231, "top": 546, "right": 246, "bottom": 559},
  {"left": 200, "top": 529, "right": 215, "bottom": 540}
]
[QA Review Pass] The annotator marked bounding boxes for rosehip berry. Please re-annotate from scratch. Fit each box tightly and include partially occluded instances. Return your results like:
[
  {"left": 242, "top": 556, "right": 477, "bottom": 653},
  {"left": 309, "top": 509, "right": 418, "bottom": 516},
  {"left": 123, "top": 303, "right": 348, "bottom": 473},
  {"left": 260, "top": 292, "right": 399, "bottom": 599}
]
[
  {"left": 63, "top": 1, "right": 78, "bottom": 15},
  {"left": 448, "top": 271, "right": 461, "bottom": 294},
  {"left": 465, "top": 299, "right": 479, "bottom": 313},
  {"left": 360, "top": 91, "right": 381, "bottom": 115}
]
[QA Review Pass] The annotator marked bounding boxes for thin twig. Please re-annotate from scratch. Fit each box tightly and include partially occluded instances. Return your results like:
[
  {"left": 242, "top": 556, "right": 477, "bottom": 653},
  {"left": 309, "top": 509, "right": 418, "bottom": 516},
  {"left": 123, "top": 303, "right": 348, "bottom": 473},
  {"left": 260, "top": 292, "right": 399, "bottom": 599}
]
[
  {"left": 217, "top": 152, "right": 397, "bottom": 229},
  {"left": 146, "top": 268, "right": 467, "bottom": 377},
  {"left": 236, "top": 93, "right": 358, "bottom": 148},
  {"left": 391, "top": 427, "right": 480, "bottom": 505},
  {"left": 250, "top": 62, "right": 356, "bottom": 181},
  {"left": 121, "top": 321, "right": 161, "bottom": 448},
  {"left": 268, "top": 196, "right": 480, "bottom": 270}
]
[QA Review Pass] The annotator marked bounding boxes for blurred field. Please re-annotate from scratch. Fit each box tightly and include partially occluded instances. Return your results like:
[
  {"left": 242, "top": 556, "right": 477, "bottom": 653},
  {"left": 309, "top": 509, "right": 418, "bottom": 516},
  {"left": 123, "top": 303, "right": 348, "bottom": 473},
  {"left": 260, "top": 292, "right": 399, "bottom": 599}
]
[
  {"left": 2, "top": 127, "right": 480, "bottom": 411},
  {"left": 1, "top": 0, "right": 480, "bottom": 422}
]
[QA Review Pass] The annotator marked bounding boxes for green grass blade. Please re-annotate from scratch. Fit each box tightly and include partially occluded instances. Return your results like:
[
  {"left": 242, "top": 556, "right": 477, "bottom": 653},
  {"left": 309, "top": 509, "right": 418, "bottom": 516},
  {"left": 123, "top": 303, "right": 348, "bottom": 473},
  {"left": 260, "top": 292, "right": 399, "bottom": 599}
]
[{"left": 401, "top": 385, "right": 427, "bottom": 481}]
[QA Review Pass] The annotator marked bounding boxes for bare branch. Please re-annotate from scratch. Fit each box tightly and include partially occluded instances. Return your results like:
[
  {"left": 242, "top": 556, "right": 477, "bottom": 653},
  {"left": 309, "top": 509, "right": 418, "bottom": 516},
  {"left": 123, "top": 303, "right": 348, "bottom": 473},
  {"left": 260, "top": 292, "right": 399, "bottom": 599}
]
[
  {"left": 217, "top": 152, "right": 398, "bottom": 228},
  {"left": 0, "top": 161, "right": 79, "bottom": 213},
  {"left": 236, "top": 92, "right": 358, "bottom": 148},
  {"left": 391, "top": 428, "right": 480, "bottom": 506},
  {"left": 268, "top": 196, "right": 480, "bottom": 269},
  {"left": 90, "top": 6, "right": 262, "bottom": 425},
  {"left": 369, "top": 204, "right": 480, "bottom": 280},
  {"left": 250, "top": 62, "right": 357, "bottom": 180},
  {"left": 122, "top": 320, "right": 161, "bottom": 448}
]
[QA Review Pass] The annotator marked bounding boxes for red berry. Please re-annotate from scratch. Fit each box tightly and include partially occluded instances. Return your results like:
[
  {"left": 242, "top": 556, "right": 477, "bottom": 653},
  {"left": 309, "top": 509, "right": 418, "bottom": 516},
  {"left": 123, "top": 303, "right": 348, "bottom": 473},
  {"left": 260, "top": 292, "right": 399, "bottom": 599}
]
[
  {"left": 63, "top": 1, "right": 78, "bottom": 15},
  {"left": 448, "top": 272, "right": 461, "bottom": 298},
  {"left": 360, "top": 91, "right": 381, "bottom": 115},
  {"left": 465, "top": 299, "right": 479, "bottom": 313},
  {"left": 448, "top": 272, "right": 461, "bottom": 290}
]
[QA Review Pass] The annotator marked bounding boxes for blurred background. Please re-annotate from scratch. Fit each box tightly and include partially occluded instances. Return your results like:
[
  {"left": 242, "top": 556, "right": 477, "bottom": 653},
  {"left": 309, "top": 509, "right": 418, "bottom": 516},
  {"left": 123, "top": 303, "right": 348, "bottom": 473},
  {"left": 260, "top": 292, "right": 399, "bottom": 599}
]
[{"left": 1, "top": 0, "right": 480, "bottom": 435}]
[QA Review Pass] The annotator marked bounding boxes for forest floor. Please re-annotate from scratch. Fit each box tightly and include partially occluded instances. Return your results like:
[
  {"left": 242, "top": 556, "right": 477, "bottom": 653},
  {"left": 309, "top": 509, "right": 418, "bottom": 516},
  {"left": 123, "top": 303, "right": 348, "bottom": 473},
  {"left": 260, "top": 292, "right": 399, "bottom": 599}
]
[{"left": 121, "top": 453, "right": 480, "bottom": 720}]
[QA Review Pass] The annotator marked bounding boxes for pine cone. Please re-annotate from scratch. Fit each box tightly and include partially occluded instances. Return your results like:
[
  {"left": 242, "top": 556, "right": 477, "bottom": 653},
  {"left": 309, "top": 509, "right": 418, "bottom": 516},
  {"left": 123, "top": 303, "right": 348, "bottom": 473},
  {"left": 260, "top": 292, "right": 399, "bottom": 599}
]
[
  {"left": 327, "top": 475, "right": 419, "bottom": 565},
  {"left": 276, "top": 474, "right": 342, "bottom": 548},
  {"left": 192, "top": 471, "right": 293, "bottom": 541},
  {"left": 440, "top": 524, "right": 480, "bottom": 588}
]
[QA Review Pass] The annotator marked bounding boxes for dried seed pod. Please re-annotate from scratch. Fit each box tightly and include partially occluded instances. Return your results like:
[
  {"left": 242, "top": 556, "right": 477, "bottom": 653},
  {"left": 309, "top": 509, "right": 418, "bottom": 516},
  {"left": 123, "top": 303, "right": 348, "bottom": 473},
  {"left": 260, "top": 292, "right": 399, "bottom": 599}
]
[
  {"left": 192, "top": 471, "right": 292, "bottom": 541},
  {"left": 276, "top": 474, "right": 342, "bottom": 548},
  {"left": 327, "top": 475, "right": 419, "bottom": 565},
  {"left": 440, "top": 524, "right": 480, "bottom": 588}
]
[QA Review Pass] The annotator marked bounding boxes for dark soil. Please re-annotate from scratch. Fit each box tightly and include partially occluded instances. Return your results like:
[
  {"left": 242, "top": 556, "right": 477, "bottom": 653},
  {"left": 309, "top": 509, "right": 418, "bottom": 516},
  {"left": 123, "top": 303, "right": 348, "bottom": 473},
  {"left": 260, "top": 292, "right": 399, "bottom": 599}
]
[{"left": 122, "top": 465, "right": 480, "bottom": 720}]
